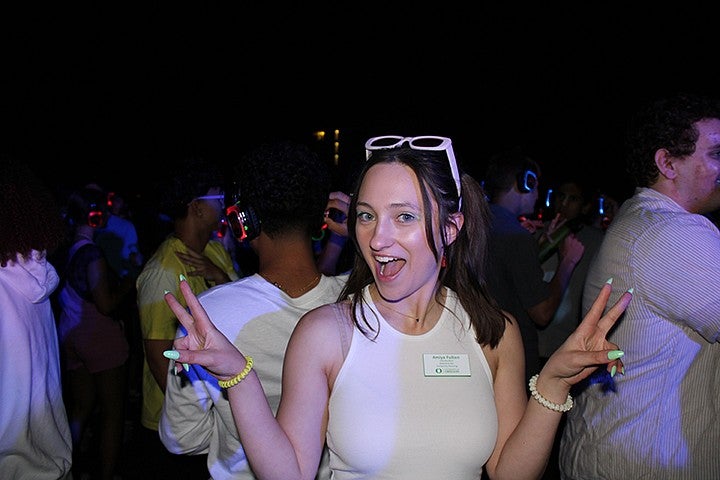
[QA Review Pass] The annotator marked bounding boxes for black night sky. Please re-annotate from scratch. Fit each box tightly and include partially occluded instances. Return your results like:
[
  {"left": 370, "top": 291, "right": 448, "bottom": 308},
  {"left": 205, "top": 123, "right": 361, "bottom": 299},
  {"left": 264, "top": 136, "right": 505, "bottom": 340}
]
[{"left": 2, "top": 4, "right": 716, "bottom": 202}]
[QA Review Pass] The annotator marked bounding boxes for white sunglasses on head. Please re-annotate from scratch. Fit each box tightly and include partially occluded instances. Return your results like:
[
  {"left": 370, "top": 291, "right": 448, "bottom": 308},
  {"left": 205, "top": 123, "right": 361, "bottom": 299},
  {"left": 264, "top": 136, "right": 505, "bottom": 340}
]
[{"left": 364, "top": 135, "right": 462, "bottom": 205}]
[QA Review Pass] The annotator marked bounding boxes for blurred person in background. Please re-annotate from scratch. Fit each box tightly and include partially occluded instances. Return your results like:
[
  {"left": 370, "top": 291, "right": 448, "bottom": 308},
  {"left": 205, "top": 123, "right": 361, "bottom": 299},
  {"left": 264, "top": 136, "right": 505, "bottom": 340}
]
[
  {"left": 56, "top": 186, "right": 134, "bottom": 480},
  {"left": 86, "top": 183, "right": 146, "bottom": 410},
  {"left": 0, "top": 154, "right": 73, "bottom": 479},
  {"left": 316, "top": 190, "right": 352, "bottom": 276},
  {"left": 537, "top": 175, "right": 607, "bottom": 362},
  {"left": 531, "top": 175, "right": 608, "bottom": 478},
  {"left": 483, "top": 148, "right": 585, "bottom": 385},
  {"left": 88, "top": 185, "right": 144, "bottom": 281}
]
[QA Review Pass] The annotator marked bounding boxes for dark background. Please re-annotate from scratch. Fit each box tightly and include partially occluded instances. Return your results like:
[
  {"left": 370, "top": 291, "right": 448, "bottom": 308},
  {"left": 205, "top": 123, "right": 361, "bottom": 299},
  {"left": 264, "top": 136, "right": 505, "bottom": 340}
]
[{"left": 2, "top": 3, "right": 716, "bottom": 202}]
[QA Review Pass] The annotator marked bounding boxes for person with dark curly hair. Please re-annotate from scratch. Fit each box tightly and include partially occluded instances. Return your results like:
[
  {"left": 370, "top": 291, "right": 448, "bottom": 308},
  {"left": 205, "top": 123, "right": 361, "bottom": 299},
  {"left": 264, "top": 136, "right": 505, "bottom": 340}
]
[
  {"left": 158, "top": 140, "right": 349, "bottom": 479},
  {"left": 0, "top": 155, "right": 73, "bottom": 479},
  {"left": 135, "top": 157, "right": 239, "bottom": 478},
  {"left": 560, "top": 92, "right": 720, "bottom": 479}
]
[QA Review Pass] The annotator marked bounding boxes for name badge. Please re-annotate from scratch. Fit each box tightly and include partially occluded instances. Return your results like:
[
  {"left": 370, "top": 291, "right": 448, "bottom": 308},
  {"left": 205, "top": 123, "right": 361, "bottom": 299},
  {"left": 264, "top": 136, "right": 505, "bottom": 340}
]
[{"left": 423, "top": 353, "right": 471, "bottom": 377}]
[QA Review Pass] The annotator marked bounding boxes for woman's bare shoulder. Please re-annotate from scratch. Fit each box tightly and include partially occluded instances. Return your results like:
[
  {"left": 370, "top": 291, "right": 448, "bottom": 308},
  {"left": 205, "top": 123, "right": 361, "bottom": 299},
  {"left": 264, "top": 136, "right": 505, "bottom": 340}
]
[
  {"left": 293, "top": 300, "right": 354, "bottom": 344},
  {"left": 300, "top": 300, "right": 350, "bottom": 323},
  {"left": 289, "top": 300, "right": 355, "bottom": 381}
]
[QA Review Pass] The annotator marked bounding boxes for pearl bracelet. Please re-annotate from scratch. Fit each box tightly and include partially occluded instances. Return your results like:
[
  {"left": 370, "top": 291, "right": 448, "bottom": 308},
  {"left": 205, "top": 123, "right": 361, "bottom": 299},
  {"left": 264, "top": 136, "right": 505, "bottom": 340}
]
[
  {"left": 218, "top": 356, "right": 254, "bottom": 389},
  {"left": 528, "top": 374, "right": 573, "bottom": 412}
]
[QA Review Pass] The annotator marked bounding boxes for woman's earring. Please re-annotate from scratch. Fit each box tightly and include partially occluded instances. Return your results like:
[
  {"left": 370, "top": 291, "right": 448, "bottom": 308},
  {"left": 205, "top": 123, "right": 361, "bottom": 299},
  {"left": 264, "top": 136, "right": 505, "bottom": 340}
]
[{"left": 441, "top": 255, "right": 447, "bottom": 268}]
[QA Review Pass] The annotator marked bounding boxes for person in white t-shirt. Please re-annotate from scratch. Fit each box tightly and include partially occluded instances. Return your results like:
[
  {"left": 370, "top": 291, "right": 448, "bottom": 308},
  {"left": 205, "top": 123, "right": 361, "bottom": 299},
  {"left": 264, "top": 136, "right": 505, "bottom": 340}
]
[{"left": 159, "top": 139, "right": 348, "bottom": 479}]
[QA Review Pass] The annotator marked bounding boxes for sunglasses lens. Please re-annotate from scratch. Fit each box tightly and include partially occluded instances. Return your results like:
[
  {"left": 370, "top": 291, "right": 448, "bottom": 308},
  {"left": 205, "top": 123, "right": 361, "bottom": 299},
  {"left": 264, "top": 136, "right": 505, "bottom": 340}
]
[
  {"left": 368, "top": 136, "right": 402, "bottom": 148},
  {"left": 410, "top": 137, "right": 445, "bottom": 148}
]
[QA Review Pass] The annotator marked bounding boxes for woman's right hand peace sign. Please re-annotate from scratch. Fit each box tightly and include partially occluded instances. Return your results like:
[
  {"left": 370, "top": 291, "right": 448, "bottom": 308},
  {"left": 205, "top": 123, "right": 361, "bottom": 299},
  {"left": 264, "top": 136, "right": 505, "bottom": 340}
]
[{"left": 163, "top": 275, "right": 249, "bottom": 382}]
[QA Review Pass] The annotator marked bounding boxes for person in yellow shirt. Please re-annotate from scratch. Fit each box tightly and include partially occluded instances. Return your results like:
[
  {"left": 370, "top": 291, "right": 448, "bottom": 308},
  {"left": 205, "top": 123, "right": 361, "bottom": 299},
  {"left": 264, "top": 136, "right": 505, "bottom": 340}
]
[{"left": 136, "top": 157, "right": 239, "bottom": 477}]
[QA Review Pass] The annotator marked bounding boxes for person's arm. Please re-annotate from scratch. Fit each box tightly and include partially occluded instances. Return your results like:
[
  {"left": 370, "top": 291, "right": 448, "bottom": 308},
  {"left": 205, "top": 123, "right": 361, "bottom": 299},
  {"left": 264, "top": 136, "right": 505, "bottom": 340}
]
[
  {"left": 527, "top": 234, "right": 584, "bottom": 327},
  {"left": 87, "top": 253, "right": 133, "bottom": 316},
  {"left": 486, "top": 280, "right": 631, "bottom": 479},
  {"left": 137, "top": 265, "right": 184, "bottom": 393},
  {"left": 145, "top": 339, "right": 174, "bottom": 392},
  {"left": 125, "top": 222, "right": 144, "bottom": 271},
  {"left": 175, "top": 248, "right": 233, "bottom": 285},
  {"left": 163, "top": 278, "right": 330, "bottom": 479},
  {"left": 635, "top": 217, "right": 720, "bottom": 340},
  {"left": 316, "top": 191, "right": 350, "bottom": 276},
  {"left": 316, "top": 233, "right": 348, "bottom": 276}
]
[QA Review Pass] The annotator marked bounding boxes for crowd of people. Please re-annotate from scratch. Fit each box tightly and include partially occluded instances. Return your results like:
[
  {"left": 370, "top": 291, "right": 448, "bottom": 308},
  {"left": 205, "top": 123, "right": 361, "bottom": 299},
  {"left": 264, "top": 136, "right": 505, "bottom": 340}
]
[{"left": 1, "top": 91, "right": 719, "bottom": 479}]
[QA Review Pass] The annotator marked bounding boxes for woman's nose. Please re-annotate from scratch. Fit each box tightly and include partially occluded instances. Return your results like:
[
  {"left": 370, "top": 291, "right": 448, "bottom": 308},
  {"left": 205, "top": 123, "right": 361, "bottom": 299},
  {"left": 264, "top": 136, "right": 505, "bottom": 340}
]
[{"left": 369, "top": 218, "right": 394, "bottom": 251}]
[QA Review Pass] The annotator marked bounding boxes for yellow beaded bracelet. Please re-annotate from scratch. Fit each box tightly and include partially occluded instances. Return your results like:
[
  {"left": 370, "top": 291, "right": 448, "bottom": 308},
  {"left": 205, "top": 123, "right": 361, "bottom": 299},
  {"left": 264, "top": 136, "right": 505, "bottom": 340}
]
[
  {"left": 528, "top": 374, "right": 573, "bottom": 412},
  {"left": 218, "top": 356, "right": 254, "bottom": 389}
]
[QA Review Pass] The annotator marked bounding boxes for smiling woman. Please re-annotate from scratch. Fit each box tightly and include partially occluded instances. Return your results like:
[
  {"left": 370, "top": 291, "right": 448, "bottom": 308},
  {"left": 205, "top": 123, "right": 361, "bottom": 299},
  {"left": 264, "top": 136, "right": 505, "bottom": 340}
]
[{"left": 158, "top": 133, "right": 632, "bottom": 479}]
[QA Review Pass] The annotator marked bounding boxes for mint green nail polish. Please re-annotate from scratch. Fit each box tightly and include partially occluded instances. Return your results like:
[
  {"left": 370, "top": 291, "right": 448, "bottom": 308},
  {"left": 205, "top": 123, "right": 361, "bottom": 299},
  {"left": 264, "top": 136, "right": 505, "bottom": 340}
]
[
  {"left": 164, "top": 350, "right": 180, "bottom": 360},
  {"left": 621, "top": 366, "right": 625, "bottom": 375},
  {"left": 610, "top": 365, "right": 617, "bottom": 377},
  {"left": 179, "top": 274, "right": 187, "bottom": 282},
  {"left": 608, "top": 350, "right": 624, "bottom": 360},
  {"left": 606, "top": 277, "right": 613, "bottom": 285},
  {"left": 627, "top": 287, "right": 634, "bottom": 294},
  {"left": 163, "top": 289, "right": 171, "bottom": 295},
  {"left": 183, "top": 363, "right": 190, "bottom": 372}
]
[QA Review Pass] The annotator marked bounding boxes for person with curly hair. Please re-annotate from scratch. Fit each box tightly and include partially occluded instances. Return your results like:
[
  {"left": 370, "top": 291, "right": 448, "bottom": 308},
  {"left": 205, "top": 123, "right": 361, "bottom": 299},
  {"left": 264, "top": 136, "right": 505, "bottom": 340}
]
[
  {"left": 560, "top": 92, "right": 720, "bottom": 479},
  {"left": 158, "top": 140, "right": 349, "bottom": 479},
  {"left": 0, "top": 154, "right": 73, "bottom": 479}
]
